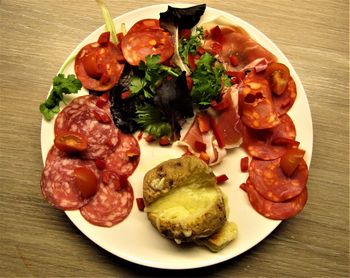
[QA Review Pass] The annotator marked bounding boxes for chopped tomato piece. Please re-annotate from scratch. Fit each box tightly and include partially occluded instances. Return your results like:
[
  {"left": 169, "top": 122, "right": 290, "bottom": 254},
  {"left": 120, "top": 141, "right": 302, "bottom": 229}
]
[
  {"left": 211, "top": 42, "right": 222, "bottom": 55},
  {"left": 209, "top": 115, "right": 225, "bottom": 148},
  {"left": 216, "top": 174, "right": 229, "bottom": 184},
  {"left": 280, "top": 148, "right": 305, "bottom": 177},
  {"left": 98, "top": 32, "right": 110, "bottom": 46},
  {"left": 197, "top": 46, "right": 205, "bottom": 55},
  {"left": 226, "top": 70, "right": 245, "bottom": 80},
  {"left": 74, "top": 167, "right": 98, "bottom": 198},
  {"left": 197, "top": 113, "right": 210, "bottom": 133},
  {"left": 144, "top": 134, "right": 155, "bottom": 143},
  {"left": 137, "top": 131, "right": 143, "bottom": 140},
  {"left": 194, "top": 140, "right": 206, "bottom": 152},
  {"left": 240, "top": 157, "right": 249, "bottom": 172},
  {"left": 266, "top": 62, "right": 290, "bottom": 95},
  {"left": 121, "top": 90, "right": 130, "bottom": 100},
  {"left": 116, "top": 32, "right": 124, "bottom": 43},
  {"left": 136, "top": 198, "right": 145, "bottom": 211},
  {"left": 54, "top": 131, "right": 88, "bottom": 153}
]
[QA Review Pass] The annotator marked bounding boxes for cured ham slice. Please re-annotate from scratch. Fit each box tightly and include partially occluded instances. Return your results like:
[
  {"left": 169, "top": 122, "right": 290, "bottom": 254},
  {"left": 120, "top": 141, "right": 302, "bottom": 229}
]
[
  {"left": 214, "top": 87, "right": 242, "bottom": 148},
  {"left": 202, "top": 21, "right": 277, "bottom": 71}
]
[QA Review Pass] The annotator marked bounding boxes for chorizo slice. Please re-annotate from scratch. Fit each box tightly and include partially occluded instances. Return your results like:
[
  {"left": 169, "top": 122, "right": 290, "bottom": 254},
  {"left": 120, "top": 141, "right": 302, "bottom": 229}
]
[
  {"left": 121, "top": 29, "right": 174, "bottom": 66},
  {"left": 127, "top": 19, "right": 161, "bottom": 34},
  {"left": 272, "top": 77, "right": 297, "bottom": 116},
  {"left": 239, "top": 73, "right": 280, "bottom": 129},
  {"left": 241, "top": 179, "right": 308, "bottom": 220},
  {"left": 249, "top": 158, "right": 308, "bottom": 202},
  {"left": 41, "top": 146, "right": 99, "bottom": 210},
  {"left": 242, "top": 114, "right": 297, "bottom": 160},
  {"left": 75, "top": 39, "right": 124, "bottom": 91}
]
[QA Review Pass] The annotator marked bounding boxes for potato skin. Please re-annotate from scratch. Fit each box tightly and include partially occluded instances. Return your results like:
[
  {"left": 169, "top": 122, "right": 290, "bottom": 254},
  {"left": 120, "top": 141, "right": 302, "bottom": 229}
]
[
  {"left": 143, "top": 155, "right": 215, "bottom": 206},
  {"left": 143, "top": 155, "right": 227, "bottom": 242}
]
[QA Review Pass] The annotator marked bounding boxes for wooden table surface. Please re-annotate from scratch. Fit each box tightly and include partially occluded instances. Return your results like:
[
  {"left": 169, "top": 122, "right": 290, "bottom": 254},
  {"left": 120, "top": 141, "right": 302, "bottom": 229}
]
[{"left": 1, "top": 0, "right": 349, "bottom": 277}]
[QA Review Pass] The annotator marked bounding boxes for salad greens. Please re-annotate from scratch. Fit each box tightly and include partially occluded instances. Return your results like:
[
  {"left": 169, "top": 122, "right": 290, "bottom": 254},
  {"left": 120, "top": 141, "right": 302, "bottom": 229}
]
[
  {"left": 191, "top": 53, "right": 231, "bottom": 106},
  {"left": 179, "top": 27, "right": 204, "bottom": 64},
  {"left": 40, "top": 74, "right": 82, "bottom": 120}
]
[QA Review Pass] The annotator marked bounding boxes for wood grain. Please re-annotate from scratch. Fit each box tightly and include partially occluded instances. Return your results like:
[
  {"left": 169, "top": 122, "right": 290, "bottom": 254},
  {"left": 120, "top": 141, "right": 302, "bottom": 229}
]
[{"left": 0, "top": 0, "right": 349, "bottom": 277}]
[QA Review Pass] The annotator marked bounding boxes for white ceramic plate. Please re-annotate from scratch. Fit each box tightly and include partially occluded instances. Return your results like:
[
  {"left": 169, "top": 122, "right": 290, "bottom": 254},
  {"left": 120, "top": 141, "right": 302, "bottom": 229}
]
[{"left": 41, "top": 3, "right": 313, "bottom": 270}]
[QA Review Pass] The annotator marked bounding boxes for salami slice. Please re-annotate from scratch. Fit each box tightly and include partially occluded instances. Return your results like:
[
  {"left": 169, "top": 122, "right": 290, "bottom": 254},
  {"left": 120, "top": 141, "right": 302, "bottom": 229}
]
[
  {"left": 242, "top": 114, "right": 297, "bottom": 160},
  {"left": 41, "top": 146, "right": 99, "bottom": 210},
  {"left": 75, "top": 40, "right": 124, "bottom": 91},
  {"left": 239, "top": 73, "right": 280, "bottom": 129},
  {"left": 272, "top": 77, "right": 297, "bottom": 116},
  {"left": 80, "top": 175, "right": 134, "bottom": 227},
  {"left": 128, "top": 19, "right": 161, "bottom": 34},
  {"left": 241, "top": 179, "right": 308, "bottom": 220},
  {"left": 54, "top": 95, "right": 119, "bottom": 160},
  {"left": 249, "top": 158, "right": 308, "bottom": 202},
  {"left": 121, "top": 29, "right": 174, "bottom": 66},
  {"left": 105, "top": 132, "right": 140, "bottom": 177}
]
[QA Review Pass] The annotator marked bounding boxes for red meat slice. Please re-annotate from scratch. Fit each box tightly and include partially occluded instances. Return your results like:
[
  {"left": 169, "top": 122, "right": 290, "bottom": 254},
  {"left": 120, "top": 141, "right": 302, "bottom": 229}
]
[
  {"left": 127, "top": 19, "right": 161, "bottom": 34},
  {"left": 54, "top": 95, "right": 119, "bottom": 160},
  {"left": 242, "top": 114, "right": 297, "bottom": 160},
  {"left": 239, "top": 72, "right": 280, "bottom": 129},
  {"left": 75, "top": 41, "right": 124, "bottom": 91},
  {"left": 105, "top": 132, "right": 140, "bottom": 177},
  {"left": 121, "top": 29, "right": 174, "bottom": 66},
  {"left": 241, "top": 179, "right": 308, "bottom": 220},
  {"left": 249, "top": 158, "right": 308, "bottom": 202},
  {"left": 80, "top": 175, "right": 134, "bottom": 227},
  {"left": 203, "top": 24, "right": 277, "bottom": 71},
  {"left": 41, "top": 146, "right": 99, "bottom": 210}
]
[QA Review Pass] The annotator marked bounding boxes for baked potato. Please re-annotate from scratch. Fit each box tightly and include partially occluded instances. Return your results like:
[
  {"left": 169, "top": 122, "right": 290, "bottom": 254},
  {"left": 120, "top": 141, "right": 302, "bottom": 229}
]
[{"left": 143, "top": 155, "right": 228, "bottom": 244}]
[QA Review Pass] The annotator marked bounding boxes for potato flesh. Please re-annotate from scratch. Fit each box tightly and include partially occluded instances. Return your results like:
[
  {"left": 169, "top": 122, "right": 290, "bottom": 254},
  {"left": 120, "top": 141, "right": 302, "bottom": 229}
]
[{"left": 146, "top": 183, "right": 219, "bottom": 224}]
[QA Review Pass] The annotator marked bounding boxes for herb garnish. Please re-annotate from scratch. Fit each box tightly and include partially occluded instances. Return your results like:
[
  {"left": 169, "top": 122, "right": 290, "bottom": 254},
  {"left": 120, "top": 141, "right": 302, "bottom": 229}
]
[{"left": 179, "top": 27, "right": 204, "bottom": 64}]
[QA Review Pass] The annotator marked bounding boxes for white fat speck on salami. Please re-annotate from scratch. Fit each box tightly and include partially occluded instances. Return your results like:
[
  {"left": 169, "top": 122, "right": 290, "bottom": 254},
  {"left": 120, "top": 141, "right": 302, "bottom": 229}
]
[
  {"left": 249, "top": 158, "right": 308, "bottom": 202},
  {"left": 242, "top": 114, "right": 296, "bottom": 160},
  {"left": 54, "top": 95, "right": 119, "bottom": 160},
  {"left": 241, "top": 179, "right": 308, "bottom": 220},
  {"left": 105, "top": 132, "right": 140, "bottom": 177},
  {"left": 41, "top": 146, "right": 99, "bottom": 210},
  {"left": 80, "top": 177, "right": 134, "bottom": 227}
]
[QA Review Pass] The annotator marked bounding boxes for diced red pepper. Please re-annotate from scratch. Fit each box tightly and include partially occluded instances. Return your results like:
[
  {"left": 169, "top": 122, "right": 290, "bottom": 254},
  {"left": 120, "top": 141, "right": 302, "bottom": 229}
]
[
  {"left": 137, "top": 131, "right": 143, "bottom": 140},
  {"left": 179, "top": 29, "right": 191, "bottom": 40},
  {"left": 240, "top": 157, "right": 249, "bottom": 172},
  {"left": 211, "top": 42, "right": 222, "bottom": 55},
  {"left": 95, "top": 158, "right": 106, "bottom": 170},
  {"left": 197, "top": 46, "right": 206, "bottom": 55},
  {"left": 93, "top": 110, "right": 112, "bottom": 124},
  {"left": 229, "top": 55, "right": 239, "bottom": 67},
  {"left": 186, "top": 76, "right": 193, "bottom": 91},
  {"left": 159, "top": 136, "right": 171, "bottom": 146},
  {"left": 194, "top": 141, "right": 206, "bottom": 152},
  {"left": 136, "top": 198, "right": 145, "bottom": 211},
  {"left": 209, "top": 115, "right": 225, "bottom": 148},
  {"left": 95, "top": 93, "right": 109, "bottom": 108},
  {"left": 271, "top": 137, "right": 300, "bottom": 148},
  {"left": 216, "top": 174, "right": 229, "bottom": 184},
  {"left": 116, "top": 32, "right": 124, "bottom": 43},
  {"left": 210, "top": 26, "right": 224, "bottom": 44},
  {"left": 144, "top": 134, "right": 155, "bottom": 143},
  {"left": 199, "top": 152, "right": 210, "bottom": 164},
  {"left": 188, "top": 53, "right": 196, "bottom": 71},
  {"left": 197, "top": 113, "right": 210, "bottom": 133},
  {"left": 121, "top": 90, "right": 130, "bottom": 100},
  {"left": 98, "top": 32, "right": 110, "bottom": 46}
]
